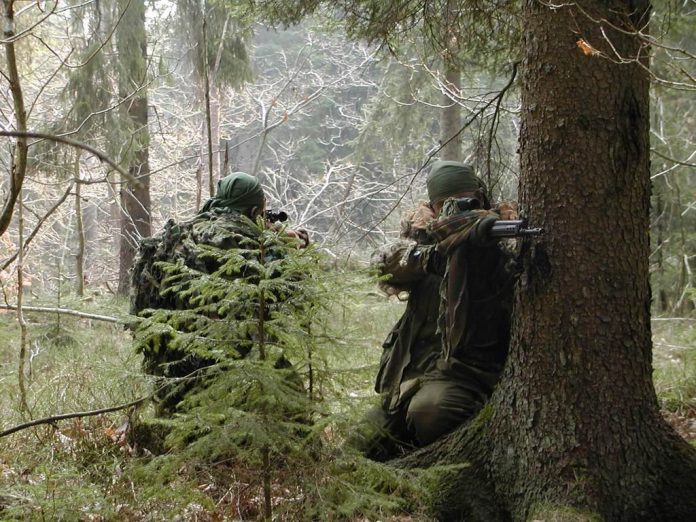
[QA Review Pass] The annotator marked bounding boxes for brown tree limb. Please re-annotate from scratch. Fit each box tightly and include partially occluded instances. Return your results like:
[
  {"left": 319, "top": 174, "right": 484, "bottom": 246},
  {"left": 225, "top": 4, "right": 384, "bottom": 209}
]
[
  {"left": 0, "top": 130, "right": 132, "bottom": 181},
  {"left": 0, "top": 0, "right": 29, "bottom": 237},
  {"left": 0, "top": 367, "right": 212, "bottom": 439}
]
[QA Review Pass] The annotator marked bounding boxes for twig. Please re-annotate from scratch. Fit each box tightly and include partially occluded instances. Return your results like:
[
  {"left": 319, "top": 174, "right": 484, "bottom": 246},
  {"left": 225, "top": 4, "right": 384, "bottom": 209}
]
[
  {"left": 1, "top": 181, "right": 74, "bottom": 272},
  {"left": 0, "top": 365, "right": 216, "bottom": 438},
  {"left": 354, "top": 60, "right": 520, "bottom": 245}
]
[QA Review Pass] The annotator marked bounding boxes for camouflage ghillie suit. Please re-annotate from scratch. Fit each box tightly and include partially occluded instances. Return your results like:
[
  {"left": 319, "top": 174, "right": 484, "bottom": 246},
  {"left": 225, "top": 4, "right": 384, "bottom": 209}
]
[{"left": 130, "top": 210, "right": 290, "bottom": 414}]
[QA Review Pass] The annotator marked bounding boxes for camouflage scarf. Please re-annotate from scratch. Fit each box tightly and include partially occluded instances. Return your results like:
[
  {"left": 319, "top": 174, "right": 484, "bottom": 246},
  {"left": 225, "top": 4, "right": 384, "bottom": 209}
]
[{"left": 428, "top": 199, "right": 498, "bottom": 360}]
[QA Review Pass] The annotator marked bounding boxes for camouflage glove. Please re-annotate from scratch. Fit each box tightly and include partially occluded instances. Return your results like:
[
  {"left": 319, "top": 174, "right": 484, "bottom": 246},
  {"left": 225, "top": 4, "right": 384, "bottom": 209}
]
[{"left": 371, "top": 240, "right": 434, "bottom": 294}]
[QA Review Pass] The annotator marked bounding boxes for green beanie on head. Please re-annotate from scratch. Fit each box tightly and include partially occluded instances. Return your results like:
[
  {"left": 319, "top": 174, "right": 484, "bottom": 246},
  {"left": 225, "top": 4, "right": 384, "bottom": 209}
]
[
  {"left": 426, "top": 160, "right": 487, "bottom": 203},
  {"left": 198, "top": 172, "right": 265, "bottom": 215}
]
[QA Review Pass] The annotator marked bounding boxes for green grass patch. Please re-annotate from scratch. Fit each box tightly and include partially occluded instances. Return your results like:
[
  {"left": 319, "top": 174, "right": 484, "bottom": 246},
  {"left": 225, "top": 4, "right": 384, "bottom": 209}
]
[
  {"left": 3, "top": 288, "right": 692, "bottom": 520},
  {"left": 653, "top": 319, "right": 696, "bottom": 412}
]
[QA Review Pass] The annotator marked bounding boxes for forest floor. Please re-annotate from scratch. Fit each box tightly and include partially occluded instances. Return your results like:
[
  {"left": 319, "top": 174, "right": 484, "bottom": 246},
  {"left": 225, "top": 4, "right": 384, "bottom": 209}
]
[
  {"left": 653, "top": 319, "right": 696, "bottom": 442},
  {"left": 0, "top": 295, "right": 694, "bottom": 521}
]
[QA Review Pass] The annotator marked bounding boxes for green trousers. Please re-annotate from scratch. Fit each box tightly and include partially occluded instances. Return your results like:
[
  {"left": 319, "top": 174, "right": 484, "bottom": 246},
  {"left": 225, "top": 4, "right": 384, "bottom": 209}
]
[{"left": 352, "top": 358, "right": 500, "bottom": 461}]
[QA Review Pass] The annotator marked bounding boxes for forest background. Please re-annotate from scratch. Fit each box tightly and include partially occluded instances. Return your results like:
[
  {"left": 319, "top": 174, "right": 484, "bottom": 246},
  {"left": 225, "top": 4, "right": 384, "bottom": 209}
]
[{"left": 0, "top": 0, "right": 694, "bottom": 520}]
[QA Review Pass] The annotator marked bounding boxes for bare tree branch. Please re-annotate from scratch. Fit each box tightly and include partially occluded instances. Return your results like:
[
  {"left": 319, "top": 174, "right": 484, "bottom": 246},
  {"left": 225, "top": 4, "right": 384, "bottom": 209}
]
[
  {"left": 0, "top": 304, "right": 123, "bottom": 323},
  {"left": 1, "top": 181, "right": 74, "bottom": 271},
  {"left": 0, "top": 395, "right": 148, "bottom": 438},
  {"left": 0, "top": 130, "right": 133, "bottom": 180},
  {"left": 1, "top": 0, "right": 29, "bottom": 236}
]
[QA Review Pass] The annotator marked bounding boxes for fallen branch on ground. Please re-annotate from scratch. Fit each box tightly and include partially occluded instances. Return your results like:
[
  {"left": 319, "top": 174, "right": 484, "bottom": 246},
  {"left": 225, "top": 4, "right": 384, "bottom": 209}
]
[
  {"left": 0, "top": 395, "right": 150, "bottom": 438},
  {"left": 0, "top": 304, "right": 123, "bottom": 324}
]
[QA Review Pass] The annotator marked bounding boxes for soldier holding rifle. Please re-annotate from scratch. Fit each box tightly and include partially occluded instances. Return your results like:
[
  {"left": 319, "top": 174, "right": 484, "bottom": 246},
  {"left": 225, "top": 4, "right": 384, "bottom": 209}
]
[{"left": 355, "top": 160, "right": 542, "bottom": 460}]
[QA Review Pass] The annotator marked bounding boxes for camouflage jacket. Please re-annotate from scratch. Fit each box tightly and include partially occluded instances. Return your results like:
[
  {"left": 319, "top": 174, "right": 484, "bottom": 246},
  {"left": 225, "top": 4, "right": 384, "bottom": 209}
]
[
  {"left": 372, "top": 237, "right": 442, "bottom": 411},
  {"left": 130, "top": 210, "right": 297, "bottom": 414}
]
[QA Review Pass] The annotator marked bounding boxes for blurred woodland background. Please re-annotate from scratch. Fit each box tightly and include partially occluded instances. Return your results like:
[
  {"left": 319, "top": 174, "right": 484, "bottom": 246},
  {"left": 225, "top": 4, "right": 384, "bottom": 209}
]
[{"left": 0, "top": 0, "right": 694, "bottom": 520}]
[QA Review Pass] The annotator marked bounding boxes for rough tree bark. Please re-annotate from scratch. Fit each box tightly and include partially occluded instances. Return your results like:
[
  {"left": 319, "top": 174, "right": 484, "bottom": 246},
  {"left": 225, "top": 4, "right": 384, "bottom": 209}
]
[
  {"left": 118, "top": 95, "right": 152, "bottom": 294},
  {"left": 117, "top": 0, "right": 152, "bottom": 295},
  {"left": 401, "top": 2, "right": 696, "bottom": 521},
  {"left": 439, "top": 0, "right": 462, "bottom": 162},
  {"left": 440, "top": 62, "right": 462, "bottom": 161}
]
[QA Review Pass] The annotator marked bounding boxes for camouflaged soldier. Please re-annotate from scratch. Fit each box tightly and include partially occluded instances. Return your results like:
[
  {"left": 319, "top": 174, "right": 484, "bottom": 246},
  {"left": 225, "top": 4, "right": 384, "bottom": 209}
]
[
  {"left": 130, "top": 172, "right": 307, "bottom": 413},
  {"left": 356, "top": 160, "right": 516, "bottom": 460}
]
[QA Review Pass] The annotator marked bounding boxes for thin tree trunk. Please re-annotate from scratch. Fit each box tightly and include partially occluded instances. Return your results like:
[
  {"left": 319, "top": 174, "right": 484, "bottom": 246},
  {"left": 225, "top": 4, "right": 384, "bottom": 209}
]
[
  {"left": 0, "top": 0, "right": 28, "bottom": 236},
  {"left": 439, "top": 0, "right": 462, "bottom": 162},
  {"left": 74, "top": 153, "right": 85, "bottom": 296},
  {"left": 440, "top": 62, "right": 462, "bottom": 161},
  {"left": 202, "top": 15, "right": 215, "bottom": 196},
  {"left": 199, "top": 82, "right": 222, "bottom": 193},
  {"left": 262, "top": 446, "right": 272, "bottom": 521},
  {"left": 16, "top": 191, "right": 30, "bottom": 416}
]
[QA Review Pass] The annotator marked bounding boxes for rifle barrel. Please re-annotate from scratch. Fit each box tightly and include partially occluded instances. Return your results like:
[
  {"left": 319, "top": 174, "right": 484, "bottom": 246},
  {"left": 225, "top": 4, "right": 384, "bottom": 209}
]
[{"left": 489, "top": 220, "right": 544, "bottom": 238}]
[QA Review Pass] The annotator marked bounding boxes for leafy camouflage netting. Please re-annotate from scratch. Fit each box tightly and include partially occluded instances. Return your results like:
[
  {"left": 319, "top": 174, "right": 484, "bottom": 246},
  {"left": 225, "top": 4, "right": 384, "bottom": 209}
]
[
  {"left": 129, "top": 211, "right": 315, "bottom": 415},
  {"left": 130, "top": 212, "right": 263, "bottom": 315}
]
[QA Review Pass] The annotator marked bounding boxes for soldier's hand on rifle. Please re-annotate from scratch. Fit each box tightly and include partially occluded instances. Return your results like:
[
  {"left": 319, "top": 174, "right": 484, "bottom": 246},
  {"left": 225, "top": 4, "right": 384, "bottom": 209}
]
[
  {"left": 285, "top": 228, "right": 310, "bottom": 248},
  {"left": 468, "top": 214, "right": 500, "bottom": 247}
]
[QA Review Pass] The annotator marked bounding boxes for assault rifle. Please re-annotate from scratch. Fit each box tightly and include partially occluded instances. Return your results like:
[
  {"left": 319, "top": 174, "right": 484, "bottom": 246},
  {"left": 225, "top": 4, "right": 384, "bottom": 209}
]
[
  {"left": 454, "top": 197, "right": 545, "bottom": 239},
  {"left": 488, "top": 220, "right": 544, "bottom": 238},
  {"left": 264, "top": 210, "right": 288, "bottom": 224}
]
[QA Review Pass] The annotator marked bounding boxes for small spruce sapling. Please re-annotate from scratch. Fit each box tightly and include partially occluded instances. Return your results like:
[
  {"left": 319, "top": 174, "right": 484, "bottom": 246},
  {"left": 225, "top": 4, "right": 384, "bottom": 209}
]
[{"left": 133, "top": 216, "right": 327, "bottom": 517}]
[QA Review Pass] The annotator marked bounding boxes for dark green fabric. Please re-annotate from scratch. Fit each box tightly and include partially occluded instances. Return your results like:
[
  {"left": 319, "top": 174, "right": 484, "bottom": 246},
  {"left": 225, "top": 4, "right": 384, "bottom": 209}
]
[
  {"left": 198, "top": 172, "right": 264, "bottom": 215},
  {"left": 406, "top": 359, "right": 495, "bottom": 445},
  {"left": 426, "top": 160, "right": 486, "bottom": 203},
  {"left": 371, "top": 238, "right": 441, "bottom": 411},
  {"left": 428, "top": 205, "right": 506, "bottom": 361},
  {"left": 437, "top": 227, "right": 514, "bottom": 366}
]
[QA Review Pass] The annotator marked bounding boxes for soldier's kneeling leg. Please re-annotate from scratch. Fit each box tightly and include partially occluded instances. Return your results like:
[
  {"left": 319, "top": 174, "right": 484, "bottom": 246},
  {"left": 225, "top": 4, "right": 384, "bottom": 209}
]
[{"left": 405, "top": 378, "right": 483, "bottom": 446}]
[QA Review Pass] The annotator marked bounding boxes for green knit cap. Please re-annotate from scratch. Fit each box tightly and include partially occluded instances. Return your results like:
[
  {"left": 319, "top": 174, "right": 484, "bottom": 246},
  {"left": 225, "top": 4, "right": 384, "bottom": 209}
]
[
  {"left": 426, "top": 160, "right": 486, "bottom": 203},
  {"left": 198, "top": 172, "right": 265, "bottom": 214}
]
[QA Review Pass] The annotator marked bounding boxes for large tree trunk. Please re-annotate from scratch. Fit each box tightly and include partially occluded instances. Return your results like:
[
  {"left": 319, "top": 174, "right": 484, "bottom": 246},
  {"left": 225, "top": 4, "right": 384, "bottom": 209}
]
[
  {"left": 117, "top": 0, "right": 151, "bottom": 295},
  {"left": 118, "top": 114, "right": 151, "bottom": 294},
  {"left": 401, "top": 2, "right": 696, "bottom": 520},
  {"left": 439, "top": 0, "right": 462, "bottom": 162}
]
